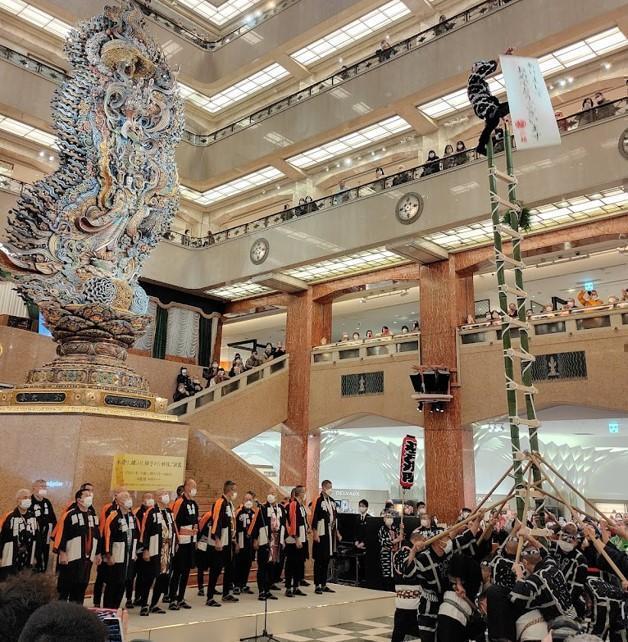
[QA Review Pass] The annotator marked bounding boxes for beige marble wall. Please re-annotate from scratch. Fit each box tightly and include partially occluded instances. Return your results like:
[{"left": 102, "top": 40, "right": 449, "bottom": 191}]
[
  {"left": 0, "top": 326, "right": 205, "bottom": 401},
  {"left": 0, "top": 413, "right": 189, "bottom": 514}
]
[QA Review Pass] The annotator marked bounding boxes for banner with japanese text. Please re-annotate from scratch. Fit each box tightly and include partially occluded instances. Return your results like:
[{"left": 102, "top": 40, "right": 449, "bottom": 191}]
[
  {"left": 500, "top": 55, "right": 561, "bottom": 149},
  {"left": 111, "top": 454, "right": 185, "bottom": 491}
]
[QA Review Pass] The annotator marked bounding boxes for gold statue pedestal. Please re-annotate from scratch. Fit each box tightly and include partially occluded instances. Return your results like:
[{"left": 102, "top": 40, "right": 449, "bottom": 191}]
[{"left": 0, "top": 303, "right": 174, "bottom": 421}]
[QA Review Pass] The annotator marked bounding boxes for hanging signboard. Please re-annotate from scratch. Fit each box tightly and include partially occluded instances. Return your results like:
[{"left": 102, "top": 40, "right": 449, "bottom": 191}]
[{"left": 399, "top": 434, "right": 418, "bottom": 490}]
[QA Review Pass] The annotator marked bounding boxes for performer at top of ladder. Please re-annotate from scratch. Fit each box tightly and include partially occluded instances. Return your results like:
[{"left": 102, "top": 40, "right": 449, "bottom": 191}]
[{"left": 467, "top": 48, "right": 514, "bottom": 156}]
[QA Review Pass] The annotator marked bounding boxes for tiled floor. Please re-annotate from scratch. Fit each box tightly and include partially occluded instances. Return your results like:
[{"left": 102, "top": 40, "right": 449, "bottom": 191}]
[{"left": 275, "top": 616, "right": 419, "bottom": 642}]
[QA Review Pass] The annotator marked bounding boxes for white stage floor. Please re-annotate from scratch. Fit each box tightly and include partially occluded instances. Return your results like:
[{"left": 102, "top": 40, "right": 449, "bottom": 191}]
[{"left": 128, "top": 584, "right": 394, "bottom": 642}]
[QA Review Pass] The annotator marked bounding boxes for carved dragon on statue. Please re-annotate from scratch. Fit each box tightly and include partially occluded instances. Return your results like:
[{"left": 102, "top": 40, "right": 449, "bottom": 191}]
[{"left": 0, "top": 1, "right": 184, "bottom": 409}]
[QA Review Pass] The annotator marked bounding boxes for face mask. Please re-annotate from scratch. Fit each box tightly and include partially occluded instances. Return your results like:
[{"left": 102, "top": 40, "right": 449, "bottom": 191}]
[
  {"left": 557, "top": 540, "right": 575, "bottom": 553},
  {"left": 37, "top": 488, "right": 47, "bottom": 497},
  {"left": 443, "top": 540, "right": 453, "bottom": 555},
  {"left": 160, "top": 494, "right": 170, "bottom": 505},
  {"left": 359, "top": 506, "right": 368, "bottom": 514},
  {"left": 83, "top": 495, "right": 93, "bottom": 508},
  {"left": 461, "top": 511, "right": 471, "bottom": 520},
  {"left": 20, "top": 499, "right": 32, "bottom": 510},
  {"left": 124, "top": 499, "right": 133, "bottom": 509},
  {"left": 231, "top": 491, "right": 238, "bottom": 501},
  {"left": 384, "top": 518, "right": 394, "bottom": 527},
  {"left": 421, "top": 519, "right": 430, "bottom": 528},
  {"left": 244, "top": 500, "right": 253, "bottom": 509},
  {"left": 190, "top": 488, "right": 197, "bottom": 497},
  {"left": 181, "top": 370, "right": 187, "bottom": 376},
  {"left": 146, "top": 499, "right": 155, "bottom": 507}
]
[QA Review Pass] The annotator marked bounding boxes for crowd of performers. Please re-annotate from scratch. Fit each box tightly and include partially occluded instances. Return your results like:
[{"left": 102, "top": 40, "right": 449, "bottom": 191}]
[
  {"left": 0, "top": 479, "right": 342, "bottom": 617},
  {"left": 383, "top": 507, "right": 628, "bottom": 641}
]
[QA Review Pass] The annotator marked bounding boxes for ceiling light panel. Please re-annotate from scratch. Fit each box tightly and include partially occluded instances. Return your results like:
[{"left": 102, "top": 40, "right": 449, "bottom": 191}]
[
  {"left": 0, "top": 0, "right": 72, "bottom": 38},
  {"left": 179, "top": 63, "right": 289, "bottom": 114},
  {"left": 286, "top": 115, "right": 411, "bottom": 168},
  {"left": 179, "top": 166, "right": 284, "bottom": 206},
  {"left": 282, "top": 247, "right": 408, "bottom": 283},
  {"left": 290, "top": 0, "right": 411, "bottom": 66},
  {"left": 206, "top": 281, "right": 276, "bottom": 300},
  {"left": 175, "top": 0, "right": 257, "bottom": 26},
  {"left": 417, "top": 27, "right": 627, "bottom": 119},
  {"left": 424, "top": 186, "right": 628, "bottom": 250},
  {"left": 0, "top": 114, "right": 57, "bottom": 148}
]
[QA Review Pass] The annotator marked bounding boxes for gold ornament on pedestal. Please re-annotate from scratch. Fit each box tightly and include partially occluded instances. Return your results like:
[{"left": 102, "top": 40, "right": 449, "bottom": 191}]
[{"left": 0, "top": 2, "right": 183, "bottom": 419}]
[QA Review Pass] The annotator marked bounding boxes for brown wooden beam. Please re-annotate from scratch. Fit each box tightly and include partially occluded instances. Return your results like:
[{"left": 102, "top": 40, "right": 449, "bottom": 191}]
[{"left": 224, "top": 292, "right": 290, "bottom": 315}]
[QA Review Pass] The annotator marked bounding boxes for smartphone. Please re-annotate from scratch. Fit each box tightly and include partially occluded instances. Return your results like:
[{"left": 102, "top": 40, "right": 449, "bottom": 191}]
[{"left": 89, "top": 608, "right": 125, "bottom": 642}]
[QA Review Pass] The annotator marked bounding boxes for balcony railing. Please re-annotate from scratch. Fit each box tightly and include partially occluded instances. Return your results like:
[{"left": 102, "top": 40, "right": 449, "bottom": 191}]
[
  {"left": 458, "top": 303, "right": 628, "bottom": 346},
  {"left": 167, "top": 354, "right": 288, "bottom": 417},
  {"left": 163, "top": 98, "right": 628, "bottom": 248},
  {"left": 0, "top": 175, "right": 26, "bottom": 196},
  {"left": 311, "top": 333, "right": 420, "bottom": 364},
  {"left": 182, "top": 0, "right": 520, "bottom": 146}
]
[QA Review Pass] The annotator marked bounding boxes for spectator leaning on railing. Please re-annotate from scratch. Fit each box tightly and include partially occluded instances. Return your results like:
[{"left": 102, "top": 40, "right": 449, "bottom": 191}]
[{"left": 577, "top": 289, "right": 603, "bottom": 307}]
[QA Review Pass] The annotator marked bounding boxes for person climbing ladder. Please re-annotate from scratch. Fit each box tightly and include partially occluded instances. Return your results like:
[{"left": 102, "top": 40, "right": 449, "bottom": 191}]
[{"left": 468, "top": 48, "right": 514, "bottom": 156}]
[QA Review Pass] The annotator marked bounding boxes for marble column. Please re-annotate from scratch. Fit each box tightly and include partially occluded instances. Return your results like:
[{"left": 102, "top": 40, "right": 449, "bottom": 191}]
[
  {"left": 420, "top": 259, "right": 476, "bottom": 523},
  {"left": 212, "top": 315, "right": 223, "bottom": 365},
  {"left": 280, "top": 290, "right": 331, "bottom": 490}
]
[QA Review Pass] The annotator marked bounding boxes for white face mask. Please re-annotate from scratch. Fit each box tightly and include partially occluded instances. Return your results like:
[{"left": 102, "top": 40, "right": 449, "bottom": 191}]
[
  {"left": 359, "top": 506, "right": 368, "bottom": 514},
  {"left": 244, "top": 500, "right": 253, "bottom": 509},
  {"left": 82, "top": 495, "right": 93, "bottom": 508},
  {"left": 145, "top": 498, "right": 155, "bottom": 507},
  {"left": 557, "top": 539, "right": 575, "bottom": 553},
  {"left": 124, "top": 499, "right": 133, "bottom": 509},
  {"left": 190, "top": 488, "right": 197, "bottom": 497},
  {"left": 160, "top": 494, "right": 170, "bottom": 505},
  {"left": 231, "top": 491, "right": 238, "bottom": 501},
  {"left": 20, "top": 499, "right": 32, "bottom": 510},
  {"left": 384, "top": 518, "right": 394, "bottom": 527},
  {"left": 267, "top": 495, "right": 276, "bottom": 504},
  {"left": 37, "top": 488, "right": 47, "bottom": 497}
]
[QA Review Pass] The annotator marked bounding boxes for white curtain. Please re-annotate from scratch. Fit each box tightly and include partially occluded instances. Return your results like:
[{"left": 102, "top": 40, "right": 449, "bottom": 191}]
[
  {"left": 0, "top": 281, "right": 28, "bottom": 317},
  {"left": 134, "top": 299, "right": 157, "bottom": 351},
  {"left": 166, "top": 306, "right": 199, "bottom": 359}
]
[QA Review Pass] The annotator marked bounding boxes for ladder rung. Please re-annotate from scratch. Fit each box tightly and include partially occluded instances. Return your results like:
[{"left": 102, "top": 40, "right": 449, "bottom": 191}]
[
  {"left": 495, "top": 250, "right": 525, "bottom": 269},
  {"left": 509, "top": 415, "right": 541, "bottom": 428},
  {"left": 505, "top": 380, "right": 538, "bottom": 395},
  {"left": 495, "top": 223, "right": 524, "bottom": 240},
  {"left": 498, "top": 283, "right": 527, "bottom": 298},
  {"left": 502, "top": 316, "right": 530, "bottom": 330},
  {"left": 490, "top": 192, "right": 522, "bottom": 212},
  {"left": 490, "top": 166, "right": 518, "bottom": 184},
  {"left": 504, "top": 348, "right": 536, "bottom": 362}
]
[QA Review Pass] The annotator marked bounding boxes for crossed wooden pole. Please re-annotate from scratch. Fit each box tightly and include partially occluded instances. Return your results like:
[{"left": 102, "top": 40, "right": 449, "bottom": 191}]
[{"left": 416, "top": 451, "right": 626, "bottom": 583}]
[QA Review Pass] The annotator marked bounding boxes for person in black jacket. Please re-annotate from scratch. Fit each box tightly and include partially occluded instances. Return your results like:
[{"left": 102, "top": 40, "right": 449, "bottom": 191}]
[
  {"left": 0, "top": 489, "right": 39, "bottom": 580},
  {"left": 312, "top": 480, "right": 341, "bottom": 594},
  {"left": 284, "top": 486, "right": 309, "bottom": 597},
  {"left": 234, "top": 492, "right": 256, "bottom": 595},
  {"left": 168, "top": 479, "right": 199, "bottom": 610},
  {"left": 31, "top": 480, "right": 57, "bottom": 573}
]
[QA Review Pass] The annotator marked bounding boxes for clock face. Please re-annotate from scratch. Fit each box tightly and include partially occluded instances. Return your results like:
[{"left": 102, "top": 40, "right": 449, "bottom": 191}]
[
  {"left": 250, "top": 238, "right": 269, "bottom": 265},
  {"left": 395, "top": 193, "right": 423, "bottom": 224},
  {"left": 619, "top": 128, "right": 628, "bottom": 160}
]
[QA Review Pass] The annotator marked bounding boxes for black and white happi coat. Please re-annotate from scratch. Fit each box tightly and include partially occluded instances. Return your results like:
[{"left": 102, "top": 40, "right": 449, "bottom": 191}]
[{"left": 467, "top": 60, "right": 500, "bottom": 121}]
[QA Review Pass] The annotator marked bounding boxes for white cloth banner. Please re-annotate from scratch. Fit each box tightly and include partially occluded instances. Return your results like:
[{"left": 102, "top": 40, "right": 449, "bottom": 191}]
[
  {"left": 500, "top": 55, "right": 561, "bottom": 149},
  {"left": 0, "top": 281, "right": 28, "bottom": 317},
  {"left": 166, "top": 306, "right": 199, "bottom": 359},
  {"left": 133, "top": 299, "right": 157, "bottom": 351}
]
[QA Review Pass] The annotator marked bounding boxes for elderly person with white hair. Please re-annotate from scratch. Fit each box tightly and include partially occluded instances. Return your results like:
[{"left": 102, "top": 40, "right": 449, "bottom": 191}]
[{"left": 0, "top": 488, "right": 39, "bottom": 579}]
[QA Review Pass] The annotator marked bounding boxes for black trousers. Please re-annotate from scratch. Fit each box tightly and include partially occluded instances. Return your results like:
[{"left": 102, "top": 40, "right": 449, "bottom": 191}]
[
  {"left": 92, "top": 562, "right": 107, "bottom": 606},
  {"left": 168, "top": 544, "right": 194, "bottom": 603},
  {"left": 207, "top": 546, "right": 234, "bottom": 598},
  {"left": 478, "top": 101, "right": 510, "bottom": 152},
  {"left": 103, "top": 578, "right": 126, "bottom": 609},
  {"left": 57, "top": 566, "right": 89, "bottom": 604},
  {"left": 486, "top": 583, "right": 520, "bottom": 641},
  {"left": 285, "top": 544, "right": 305, "bottom": 590},
  {"left": 235, "top": 545, "right": 253, "bottom": 588},
  {"left": 256, "top": 546, "right": 271, "bottom": 593},
  {"left": 150, "top": 573, "right": 170, "bottom": 609},
  {"left": 313, "top": 545, "right": 331, "bottom": 587},
  {"left": 391, "top": 608, "right": 421, "bottom": 642},
  {"left": 135, "top": 559, "right": 158, "bottom": 607},
  {"left": 196, "top": 548, "right": 212, "bottom": 591},
  {"left": 125, "top": 560, "right": 136, "bottom": 602}
]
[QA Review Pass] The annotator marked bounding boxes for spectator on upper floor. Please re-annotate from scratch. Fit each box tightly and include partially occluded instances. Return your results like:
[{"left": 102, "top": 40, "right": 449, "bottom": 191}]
[
  {"left": 177, "top": 367, "right": 194, "bottom": 395},
  {"left": 365, "top": 330, "right": 374, "bottom": 339},
  {"left": 380, "top": 326, "right": 391, "bottom": 337},
  {"left": 376, "top": 39, "right": 394, "bottom": 62},
  {"left": 392, "top": 167, "right": 412, "bottom": 186},
  {"left": 173, "top": 382, "right": 191, "bottom": 402},
  {"left": 210, "top": 368, "right": 229, "bottom": 387},
  {"left": 274, "top": 342, "right": 286, "bottom": 358},
  {"left": 334, "top": 180, "right": 349, "bottom": 206},
  {"left": 245, "top": 350, "right": 264, "bottom": 370},
  {"left": 465, "top": 314, "right": 475, "bottom": 325},
  {"left": 442, "top": 144, "right": 456, "bottom": 170},
  {"left": 542, "top": 304, "right": 555, "bottom": 316},
  {"left": 374, "top": 166, "right": 386, "bottom": 191},
  {"left": 400, "top": 325, "right": 410, "bottom": 334},
  {"left": 454, "top": 140, "right": 469, "bottom": 165},
  {"left": 304, "top": 195, "right": 318, "bottom": 214},
  {"left": 507, "top": 302, "right": 518, "bottom": 318},
  {"left": 434, "top": 14, "right": 453, "bottom": 36},
  {"left": 578, "top": 97, "right": 595, "bottom": 126},
  {"left": 421, "top": 150, "right": 440, "bottom": 176},
  {"left": 412, "top": 321, "right": 420, "bottom": 332},
  {"left": 340, "top": 332, "right": 350, "bottom": 342},
  {"left": 375, "top": 167, "right": 385, "bottom": 179},
  {"left": 295, "top": 198, "right": 307, "bottom": 216},
  {"left": 577, "top": 289, "right": 603, "bottom": 307},
  {"left": 622, "top": 288, "right": 628, "bottom": 302},
  {"left": 203, "top": 360, "right": 220, "bottom": 388},
  {"left": 559, "top": 298, "right": 577, "bottom": 316},
  {"left": 490, "top": 310, "right": 502, "bottom": 325},
  {"left": 182, "top": 229, "right": 191, "bottom": 247},
  {"left": 352, "top": 332, "right": 361, "bottom": 341},
  {"left": 229, "top": 356, "right": 244, "bottom": 377},
  {"left": 262, "top": 342, "right": 275, "bottom": 361},
  {"left": 191, "top": 378, "right": 202, "bottom": 394},
  {"left": 594, "top": 90, "right": 616, "bottom": 119}
]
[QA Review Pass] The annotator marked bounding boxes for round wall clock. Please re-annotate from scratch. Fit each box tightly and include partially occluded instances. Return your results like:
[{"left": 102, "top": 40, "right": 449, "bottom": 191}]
[
  {"left": 250, "top": 237, "right": 270, "bottom": 265},
  {"left": 395, "top": 192, "right": 424, "bottom": 225}
]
